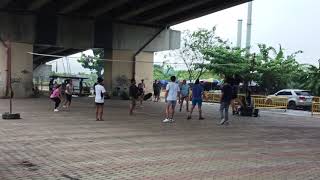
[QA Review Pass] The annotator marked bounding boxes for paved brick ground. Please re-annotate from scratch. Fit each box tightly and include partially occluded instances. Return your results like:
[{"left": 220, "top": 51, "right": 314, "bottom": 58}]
[{"left": 0, "top": 97, "right": 320, "bottom": 180}]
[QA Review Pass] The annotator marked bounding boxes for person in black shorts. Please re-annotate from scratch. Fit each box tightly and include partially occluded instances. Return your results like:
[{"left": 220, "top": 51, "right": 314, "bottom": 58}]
[
  {"left": 63, "top": 79, "right": 73, "bottom": 110},
  {"left": 153, "top": 80, "right": 161, "bottom": 102}
]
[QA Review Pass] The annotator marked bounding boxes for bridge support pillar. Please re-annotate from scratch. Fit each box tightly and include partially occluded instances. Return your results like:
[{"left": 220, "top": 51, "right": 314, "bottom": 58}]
[
  {"left": 0, "top": 42, "right": 33, "bottom": 98},
  {"left": 104, "top": 50, "right": 154, "bottom": 94}
]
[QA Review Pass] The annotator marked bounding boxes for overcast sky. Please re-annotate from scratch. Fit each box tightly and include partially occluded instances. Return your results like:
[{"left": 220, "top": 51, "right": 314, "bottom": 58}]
[
  {"left": 167, "top": 0, "right": 320, "bottom": 65},
  {"left": 52, "top": 0, "right": 320, "bottom": 73}
]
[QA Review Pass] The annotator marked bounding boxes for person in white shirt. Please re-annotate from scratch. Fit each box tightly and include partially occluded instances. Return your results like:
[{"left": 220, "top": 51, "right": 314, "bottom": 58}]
[
  {"left": 95, "top": 77, "right": 106, "bottom": 121},
  {"left": 163, "top": 76, "right": 180, "bottom": 123}
]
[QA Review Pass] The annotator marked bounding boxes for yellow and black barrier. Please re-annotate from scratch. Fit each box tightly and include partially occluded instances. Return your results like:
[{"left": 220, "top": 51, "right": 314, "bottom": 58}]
[
  {"left": 204, "top": 92, "right": 221, "bottom": 103},
  {"left": 253, "top": 97, "right": 288, "bottom": 110},
  {"left": 203, "top": 91, "right": 289, "bottom": 110},
  {"left": 312, "top": 97, "right": 320, "bottom": 116}
]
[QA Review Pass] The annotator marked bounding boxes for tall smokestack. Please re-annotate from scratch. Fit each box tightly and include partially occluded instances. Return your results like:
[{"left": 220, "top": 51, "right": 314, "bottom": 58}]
[
  {"left": 237, "top": 19, "right": 243, "bottom": 48},
  {"left": 246, "top": 1, "right": 253, "bottom": 52}
]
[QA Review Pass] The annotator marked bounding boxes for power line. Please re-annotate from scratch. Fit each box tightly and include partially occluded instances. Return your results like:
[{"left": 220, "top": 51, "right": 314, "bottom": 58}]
[{"left": 28, "top": 52, "right": 250, "bottom": 67}]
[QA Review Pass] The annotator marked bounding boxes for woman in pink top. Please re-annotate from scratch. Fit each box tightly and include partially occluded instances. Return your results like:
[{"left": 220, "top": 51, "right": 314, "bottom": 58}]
[{"left": 50, "top": 84, "right": 62, "bottom": 112}]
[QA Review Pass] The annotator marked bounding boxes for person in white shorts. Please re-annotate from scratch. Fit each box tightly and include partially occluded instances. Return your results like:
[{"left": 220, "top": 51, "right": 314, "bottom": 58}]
[{"left": 163, "top": 76, "right": 180, "bottom": 123}]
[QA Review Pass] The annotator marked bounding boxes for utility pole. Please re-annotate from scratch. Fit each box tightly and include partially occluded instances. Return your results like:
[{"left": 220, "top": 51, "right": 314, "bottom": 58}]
[
  {"left": 237, "top": 19, "right": 243, "bottom": 48},
  {"left": 246, "top": 1, "right": 253, "bottom": 53}
]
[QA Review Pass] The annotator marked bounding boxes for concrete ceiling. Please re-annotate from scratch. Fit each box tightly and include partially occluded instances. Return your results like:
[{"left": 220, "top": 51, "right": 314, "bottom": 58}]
[
  {"left": 1, "top": 0, "right": 250, "bottom": 27},
  {"left": 1, "top": 0, "right": 251, "bottom": 67}
]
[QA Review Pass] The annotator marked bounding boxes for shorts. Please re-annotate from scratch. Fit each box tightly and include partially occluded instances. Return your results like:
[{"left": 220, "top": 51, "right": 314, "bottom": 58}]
[
  {"left": 95, "top": 103, "right": 104, "bottom": 106},
  {"left": 192, "top": 99, "right": 203, "bottom": 107},
  {"left": 130, "top": 97, "right": 137, "bottom": 105},
  {"left": 66, "top": 94, "right": 72, "bottom": 102},
  {"left": 181, "top": 94, "right": 189, "bottom": 98},
  {"left": 167, "top": 100, "right": 177, "bottom": 107},
  {"left": 154, "top": 90, "right": 160, "bottom": 96}
]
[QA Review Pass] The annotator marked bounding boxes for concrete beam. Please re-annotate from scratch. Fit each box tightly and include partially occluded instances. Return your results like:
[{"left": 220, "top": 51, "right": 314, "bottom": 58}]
[
  {"left": 89, "top": 0, "right": 130, "bottom": 17},
  {"left": 33, "top": 48, "right": 66, "bottom": 62},
  {"left": 117, "top": 0, "right": 173, "bottom": 20},
  {"left": 59, "top": 0, "right": 89, "bottom": 14},
  {"left": 168, "top": 0, "right": 250, "bottom": 26},
  {"left": 34, "top": 45, "right": 52, "bottom": 53},
  {"left": 144, "top": 0, "right": 214, "bottom": 23},
  {"left": 28, "top": 0, "right": 52, "bottom": 11},
  {"left": 112, "top": 23, "right": 180, "bottom": 52},
  {"left": 0, "top": 0, "right": 11, "bottom": 8}
]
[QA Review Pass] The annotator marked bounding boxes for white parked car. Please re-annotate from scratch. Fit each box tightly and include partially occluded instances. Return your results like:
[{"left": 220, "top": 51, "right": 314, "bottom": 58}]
[{"left": 267, "top": 89, "right": 313, "bottom": 109}]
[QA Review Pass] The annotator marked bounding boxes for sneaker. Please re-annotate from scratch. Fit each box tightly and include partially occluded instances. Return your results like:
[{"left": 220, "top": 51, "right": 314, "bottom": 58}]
[
  {"left": 199, "top": 117, "right": 205, "bottom": 120},
  {"left": 163, "top": 118, "right": 170, "bottom": 123},
  {"left": 224, "top": 121, "right": 230, "bottom": 126},
  {"left": 220, "top": 118, "right": 226, "bottom": 125},
  {"left": 54, "top": 109, "right": 59, "bottom": 112},
  {"left": 170, "top": 119, "right": 175, "bottom": 122},
  {"left": 187, "top": 115, "right": 191, "bottom": 120}
]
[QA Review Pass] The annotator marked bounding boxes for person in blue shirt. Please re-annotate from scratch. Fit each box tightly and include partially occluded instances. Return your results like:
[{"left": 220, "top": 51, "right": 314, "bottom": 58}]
[
  {"left": 179, "top": 79, "right": 190, "bottom": 112},
  {"left": 187, "top": 79, "right": 204, "bottom": 120}
]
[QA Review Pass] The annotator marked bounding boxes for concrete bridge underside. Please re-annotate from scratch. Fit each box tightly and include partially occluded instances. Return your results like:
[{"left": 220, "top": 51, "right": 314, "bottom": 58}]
[{"left": 0, "top": 0, "right": 250, "bottom": 97}]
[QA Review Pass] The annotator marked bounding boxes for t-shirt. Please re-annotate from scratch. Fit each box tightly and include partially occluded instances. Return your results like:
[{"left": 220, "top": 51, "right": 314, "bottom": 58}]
[
  {"left": 95, "top": 84, "right": 106, "bottom": 103},
  {"left": 50, "top": 88, "right": 60, "bottom": 98},
  {"left": 192, "top": 84, "right": 204, "bottom": 100},
  {"left": 166, "top": 82, "right": 180, "bottom": 101},
  {"left": 221, "top": 83, "right": 233, "bottom": 103},
  {"left": 180, "top": 84, "right": 190, "bottom": 97},
  {"left": 65, "top": 83, "right": 73, "bottom": 95},
  {"left": 129, "top": 84, "right": 139, "bottom": 99}
]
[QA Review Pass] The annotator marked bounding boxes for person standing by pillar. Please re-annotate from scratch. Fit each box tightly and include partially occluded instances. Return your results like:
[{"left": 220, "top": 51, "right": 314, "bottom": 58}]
[
  {"left": 129, "top": 79, "right": 139, "bottom": 115},
  {"left": 138, "top": 79, "right": 146, "bottom": 106},
  {"left": 153, "top": 80, "right": 161, "bottom": 102}
]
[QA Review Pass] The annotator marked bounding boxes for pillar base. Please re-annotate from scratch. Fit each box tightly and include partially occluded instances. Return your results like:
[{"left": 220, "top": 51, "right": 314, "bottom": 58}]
[{"left": 2, "top": 112, "right": 21, "bottom": 120}]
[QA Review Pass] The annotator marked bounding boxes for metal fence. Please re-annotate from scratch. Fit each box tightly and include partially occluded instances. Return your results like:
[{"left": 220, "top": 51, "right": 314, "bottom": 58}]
[
  {"left": 203, "top": 91, "right": 288, "bottom": 111},
  {"left": 312, "top": 97, "right": 320, "bottom": 116}
]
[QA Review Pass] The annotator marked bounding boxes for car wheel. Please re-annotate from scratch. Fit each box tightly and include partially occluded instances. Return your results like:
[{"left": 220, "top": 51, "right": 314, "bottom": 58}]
[{"left": 288, "top": 101, "right": 296, "bottom": 110}]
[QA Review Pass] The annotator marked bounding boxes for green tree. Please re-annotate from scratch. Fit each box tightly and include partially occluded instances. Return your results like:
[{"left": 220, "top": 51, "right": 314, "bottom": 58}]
[
  {"left": 77, "top": 49, "right": 104, "bottom": 77},
  {"left": 299, "top": 60, "right": 320, "bottom": 96},
  {"left": 255, "top": 44, "right": 302, "bottom": 94},
  {"left": 204, "top": 46, "right": 252, "bottom": 81},
  {"left": 153, "top": 64, "right": 174, "bottom": 80},
  {"left": 161, "top": 28, "right": 224, "bottom": 82}
]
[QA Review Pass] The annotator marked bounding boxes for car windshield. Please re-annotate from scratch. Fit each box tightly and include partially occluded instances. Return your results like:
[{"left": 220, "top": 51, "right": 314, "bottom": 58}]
[{"left": 295, "top": 91, "right": 312, "bottom": 96}]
